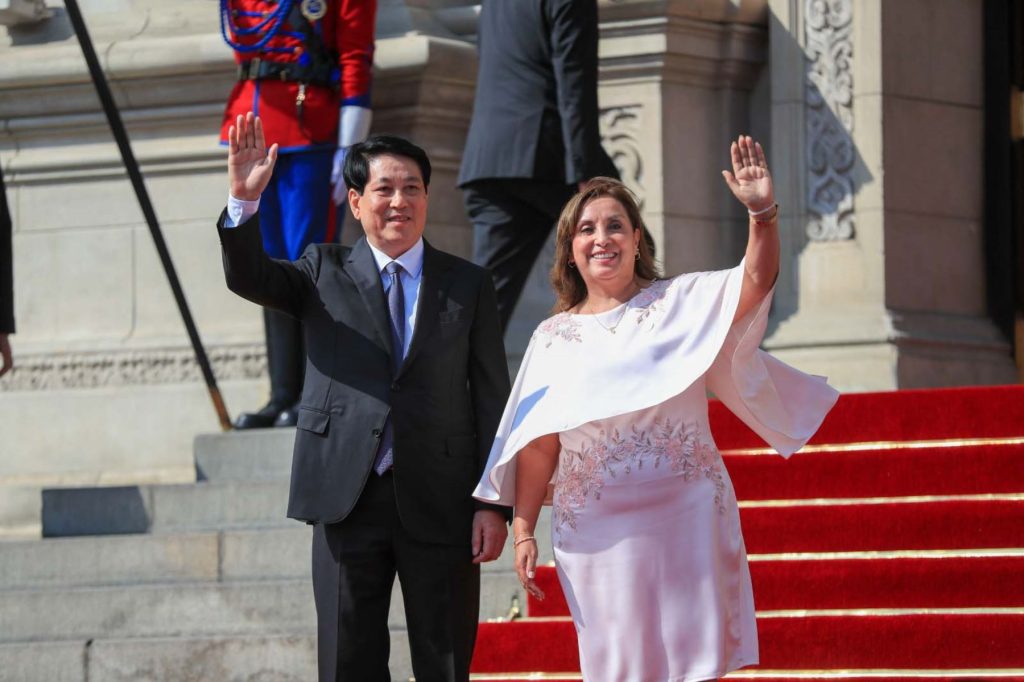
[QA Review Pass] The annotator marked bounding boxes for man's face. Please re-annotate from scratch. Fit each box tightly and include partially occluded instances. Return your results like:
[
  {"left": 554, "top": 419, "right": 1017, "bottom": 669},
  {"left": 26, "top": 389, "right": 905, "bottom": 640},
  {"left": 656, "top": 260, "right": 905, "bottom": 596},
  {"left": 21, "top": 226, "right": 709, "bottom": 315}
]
[{"left": 348, "top": 154, "right": 428, "bottom": 259}]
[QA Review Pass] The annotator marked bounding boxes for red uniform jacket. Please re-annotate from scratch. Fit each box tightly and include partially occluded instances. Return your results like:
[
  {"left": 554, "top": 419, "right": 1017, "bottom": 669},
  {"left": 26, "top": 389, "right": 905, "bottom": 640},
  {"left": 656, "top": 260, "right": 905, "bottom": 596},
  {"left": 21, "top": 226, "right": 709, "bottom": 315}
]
[{"left": 220, "top": 0, "right": 376, "bottom": 152}]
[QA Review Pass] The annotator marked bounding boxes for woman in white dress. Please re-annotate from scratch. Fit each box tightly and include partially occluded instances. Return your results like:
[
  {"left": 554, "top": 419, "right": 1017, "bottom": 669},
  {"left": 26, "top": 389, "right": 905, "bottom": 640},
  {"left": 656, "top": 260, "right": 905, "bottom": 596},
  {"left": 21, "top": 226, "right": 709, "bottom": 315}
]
[{"left": 473, "top": 136, "right": 838, "bottom": 681}]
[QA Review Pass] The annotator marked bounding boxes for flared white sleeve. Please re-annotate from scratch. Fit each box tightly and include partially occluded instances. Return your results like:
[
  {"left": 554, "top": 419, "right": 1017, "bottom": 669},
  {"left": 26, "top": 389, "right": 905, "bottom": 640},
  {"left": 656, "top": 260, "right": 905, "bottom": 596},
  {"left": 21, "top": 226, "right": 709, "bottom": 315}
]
[
  {"left": 473, "top": 262, "right": 839, "bottom": 505},
  {"left": 706, "top": 287, "right": 839, "bottom": 458}
]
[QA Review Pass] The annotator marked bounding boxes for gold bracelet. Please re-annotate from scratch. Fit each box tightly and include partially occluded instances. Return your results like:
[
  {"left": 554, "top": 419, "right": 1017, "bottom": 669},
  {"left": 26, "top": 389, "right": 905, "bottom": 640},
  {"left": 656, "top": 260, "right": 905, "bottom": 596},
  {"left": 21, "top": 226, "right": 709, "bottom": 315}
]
[
  {"left": 513, "top": 535, "right": 536, "bottom": 547},
  {"left": 749, "top": 203, "right": 778, "bottom": 225}
]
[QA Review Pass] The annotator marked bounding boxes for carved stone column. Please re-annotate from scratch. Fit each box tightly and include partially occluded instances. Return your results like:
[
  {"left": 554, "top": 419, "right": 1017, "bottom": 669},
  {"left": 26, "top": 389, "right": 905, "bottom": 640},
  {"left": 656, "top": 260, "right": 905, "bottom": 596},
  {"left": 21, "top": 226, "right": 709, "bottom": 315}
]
[{"left": 765, "top": 0, "right": 1015, "bottom": 390}]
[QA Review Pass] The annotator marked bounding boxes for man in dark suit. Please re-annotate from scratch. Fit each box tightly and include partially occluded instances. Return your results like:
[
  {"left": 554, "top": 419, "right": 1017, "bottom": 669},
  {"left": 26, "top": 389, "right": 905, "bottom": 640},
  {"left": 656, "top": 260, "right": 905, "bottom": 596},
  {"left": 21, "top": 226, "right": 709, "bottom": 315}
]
[
  {"left": 219, "top": 112, "right": 511, "bottom": 682},
  {"left": 0, "top": 166, "right": 13, "bottom": 378},
  {"left": 458, "top": 0, "right": 619, "bottom": 330}
]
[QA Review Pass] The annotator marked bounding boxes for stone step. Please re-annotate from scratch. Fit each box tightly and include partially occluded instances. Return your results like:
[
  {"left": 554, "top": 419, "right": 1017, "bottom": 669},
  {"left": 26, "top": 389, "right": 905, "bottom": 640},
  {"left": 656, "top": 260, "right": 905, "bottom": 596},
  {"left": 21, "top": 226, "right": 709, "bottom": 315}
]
[
  {"left": 42, "top": 479, "right": 292, "bottom": 537},
  {"left": 0, "top": 579, "right": 314, "bottom": 644},
  {"left": 4, "top": 511, "right": 553, "bottom": 590},
  {"left": 0, "top": 572, "right": 524, "bottom": 644},
  {"left": 0, "top": 530, "right": 221, "bottom": 590},
  {"left": 0, "top": 641, "right": 87, "bottom": 682},
  {"left": 0, "top": 631, "right": 417, "bottom": 682},
  {"left": 40, "top": 477, "right": 553, "bottom": 551},
  {"left": 193, "top": 429, "right": 295, "bottom": 482},
  {"left": 87, "top": 632, "right": 321, "bottom": 682}
]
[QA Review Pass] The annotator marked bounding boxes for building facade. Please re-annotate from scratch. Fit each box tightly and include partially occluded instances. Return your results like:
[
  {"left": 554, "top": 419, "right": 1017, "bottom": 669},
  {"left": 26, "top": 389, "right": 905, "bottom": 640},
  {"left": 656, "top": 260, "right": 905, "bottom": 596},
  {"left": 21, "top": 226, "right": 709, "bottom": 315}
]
[{"left": 0, "top": 0, "right": 1019, "bottom": 535}]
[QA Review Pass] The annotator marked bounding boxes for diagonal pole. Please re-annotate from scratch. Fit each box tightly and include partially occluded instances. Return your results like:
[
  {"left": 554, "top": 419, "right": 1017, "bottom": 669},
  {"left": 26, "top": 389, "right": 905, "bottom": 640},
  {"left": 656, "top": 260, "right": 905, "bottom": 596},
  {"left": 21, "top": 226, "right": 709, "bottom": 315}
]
[{"left": 64, "top": 0, "right": 232, "bottom": 431}]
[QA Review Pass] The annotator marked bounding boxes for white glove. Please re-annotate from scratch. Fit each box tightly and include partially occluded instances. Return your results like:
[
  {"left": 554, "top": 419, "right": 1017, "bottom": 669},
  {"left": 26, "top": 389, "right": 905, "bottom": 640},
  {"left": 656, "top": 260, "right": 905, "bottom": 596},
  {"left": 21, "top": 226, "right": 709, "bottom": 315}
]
[
  {"left": 331, "top": 147, "right": 349, "bottom": 206},
  {"left": 331, "top": 105, "right": 373, "bottom": 206}
]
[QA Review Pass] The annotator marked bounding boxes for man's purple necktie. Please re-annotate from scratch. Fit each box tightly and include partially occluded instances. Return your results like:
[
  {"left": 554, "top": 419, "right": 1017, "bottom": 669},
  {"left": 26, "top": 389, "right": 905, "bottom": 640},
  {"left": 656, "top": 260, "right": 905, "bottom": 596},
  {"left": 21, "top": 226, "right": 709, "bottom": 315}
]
[{"left": 373, "top": 261, "right": 404, "bottom": 475}]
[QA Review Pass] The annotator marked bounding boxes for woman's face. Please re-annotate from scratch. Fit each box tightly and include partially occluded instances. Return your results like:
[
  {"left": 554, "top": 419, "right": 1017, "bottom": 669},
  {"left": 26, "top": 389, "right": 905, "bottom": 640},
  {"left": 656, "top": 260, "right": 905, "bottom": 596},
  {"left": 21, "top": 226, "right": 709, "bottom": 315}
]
[{"left": 570, "top": 196, "right": 641, "bottom": 286}]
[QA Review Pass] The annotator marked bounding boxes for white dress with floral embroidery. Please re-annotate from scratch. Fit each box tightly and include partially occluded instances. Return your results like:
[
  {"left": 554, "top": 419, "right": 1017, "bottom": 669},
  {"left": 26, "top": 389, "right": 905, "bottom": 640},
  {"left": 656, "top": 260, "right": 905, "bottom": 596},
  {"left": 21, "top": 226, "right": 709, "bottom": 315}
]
[{"left": 474, "top": 262, "right": 838, "bottom": 682}]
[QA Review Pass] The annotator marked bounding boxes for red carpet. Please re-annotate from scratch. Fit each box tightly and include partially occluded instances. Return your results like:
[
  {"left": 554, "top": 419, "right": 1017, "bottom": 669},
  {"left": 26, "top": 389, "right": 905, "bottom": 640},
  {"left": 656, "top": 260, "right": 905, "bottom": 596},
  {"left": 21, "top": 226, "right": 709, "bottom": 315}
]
[
  {"left": 710, "top": 385, "right": 1024, "bottom": 448},
  {"left": 739, "top": 499, "right": 1024, "bottom": 553},
  {"left": 470, "top": 385, "right": 1024, "bottom": 680},
  {"left": 473, "top": 614, "right": 1024, "bottom": 671},
  {"left": 726, "top": 443, "right": 1024, "bottom": 500},
  {"left": 471, "top": 678, "right": 1024, "bottom": 682},
  {"left": 519, "top": 555, "right": 1024, "bottom": 616}
]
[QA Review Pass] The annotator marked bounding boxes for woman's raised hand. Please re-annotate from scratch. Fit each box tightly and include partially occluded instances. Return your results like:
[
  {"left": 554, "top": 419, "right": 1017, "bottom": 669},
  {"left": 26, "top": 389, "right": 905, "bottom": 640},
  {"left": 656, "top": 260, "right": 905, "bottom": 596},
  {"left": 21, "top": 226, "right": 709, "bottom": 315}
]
[
  {"left": 721, "top": 135, "right": 775, "bottom": 213},
  {"left": 228, "top": 112, "right": 278, "bottom": 201}
]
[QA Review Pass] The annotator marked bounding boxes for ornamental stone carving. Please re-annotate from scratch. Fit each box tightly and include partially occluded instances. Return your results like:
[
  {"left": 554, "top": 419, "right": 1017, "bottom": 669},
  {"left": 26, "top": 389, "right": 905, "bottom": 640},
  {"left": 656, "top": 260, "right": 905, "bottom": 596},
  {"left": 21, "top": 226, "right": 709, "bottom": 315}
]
[
  {"left": 0, "top": 345, "right": 267, "bottom": 391},
  {"left": 600, "top": 105, "right": 644, "bottom": 204},
  {"left": 805, "top": 0, "right": 854, "bottom": 241}
]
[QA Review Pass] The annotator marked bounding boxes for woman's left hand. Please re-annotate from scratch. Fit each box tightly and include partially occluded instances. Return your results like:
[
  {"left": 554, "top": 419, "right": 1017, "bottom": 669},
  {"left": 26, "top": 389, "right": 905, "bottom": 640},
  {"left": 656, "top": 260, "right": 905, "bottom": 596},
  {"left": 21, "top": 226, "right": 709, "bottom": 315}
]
[
  {"left": 515, "top": 537, "right": 545, "bottom": 601},
  {"left": 721, "top": 135, "right": 775, "bottom": 213}
]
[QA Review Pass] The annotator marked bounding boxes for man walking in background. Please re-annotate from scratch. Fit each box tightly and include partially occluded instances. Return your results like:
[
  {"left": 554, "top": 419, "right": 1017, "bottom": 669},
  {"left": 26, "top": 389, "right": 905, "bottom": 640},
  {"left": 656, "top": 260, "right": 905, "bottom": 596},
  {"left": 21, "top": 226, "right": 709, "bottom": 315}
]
[
  {"left": 458, "top": 0, "right": 619, "bottom": 331},
  {"left": 220, "top": 0, "right": 376, "bottom": 428}
]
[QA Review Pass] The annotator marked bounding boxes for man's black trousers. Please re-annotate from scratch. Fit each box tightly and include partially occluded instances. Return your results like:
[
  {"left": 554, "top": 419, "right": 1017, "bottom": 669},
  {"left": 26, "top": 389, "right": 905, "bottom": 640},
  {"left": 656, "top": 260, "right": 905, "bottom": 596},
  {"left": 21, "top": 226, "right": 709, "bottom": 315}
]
[{"left": 312, "top": 470, "right": 481, "bottom": 682}]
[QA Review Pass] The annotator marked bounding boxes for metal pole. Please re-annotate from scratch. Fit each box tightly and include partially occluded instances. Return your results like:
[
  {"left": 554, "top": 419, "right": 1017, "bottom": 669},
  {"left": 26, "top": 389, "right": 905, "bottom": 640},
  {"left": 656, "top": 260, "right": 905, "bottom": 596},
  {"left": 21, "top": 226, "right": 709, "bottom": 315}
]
[{"left": 64, "top": 0, "right": 232, "bottom": 431}]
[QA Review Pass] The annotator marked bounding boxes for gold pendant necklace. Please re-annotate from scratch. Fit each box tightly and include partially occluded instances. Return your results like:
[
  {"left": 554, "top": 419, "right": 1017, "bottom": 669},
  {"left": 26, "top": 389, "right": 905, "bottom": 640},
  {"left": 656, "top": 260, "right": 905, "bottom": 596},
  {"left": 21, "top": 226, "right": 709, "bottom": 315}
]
[
  {"left": 591, "top": 304, "right": 630, "bottom": 334},
  {"left": 584, "top": 282, "right": 640, "bottom": 334}
]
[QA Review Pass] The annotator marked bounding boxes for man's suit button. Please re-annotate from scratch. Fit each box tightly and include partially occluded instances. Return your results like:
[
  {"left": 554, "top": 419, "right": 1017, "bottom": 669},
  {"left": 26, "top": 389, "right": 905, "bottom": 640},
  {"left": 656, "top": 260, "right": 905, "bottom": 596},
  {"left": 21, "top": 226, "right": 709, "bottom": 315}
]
[
  {"left": 372, "top": 428, "right": 382, "bottom": 438},
  {"left": 391, "top": 382, "right": 400, "bottom": 392}
]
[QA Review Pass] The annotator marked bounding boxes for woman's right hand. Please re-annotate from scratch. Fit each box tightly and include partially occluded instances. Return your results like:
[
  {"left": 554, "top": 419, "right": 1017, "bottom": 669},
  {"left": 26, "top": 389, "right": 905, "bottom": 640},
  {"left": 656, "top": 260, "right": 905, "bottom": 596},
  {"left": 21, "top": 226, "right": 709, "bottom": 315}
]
[{"left": 515, "top": 536, "right": 545, "bottom": 601}]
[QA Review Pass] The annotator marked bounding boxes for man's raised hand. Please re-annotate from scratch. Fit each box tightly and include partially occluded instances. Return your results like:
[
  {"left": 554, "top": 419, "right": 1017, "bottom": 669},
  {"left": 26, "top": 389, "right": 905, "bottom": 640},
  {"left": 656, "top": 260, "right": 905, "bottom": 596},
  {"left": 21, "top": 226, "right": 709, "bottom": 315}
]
[{"left": 228, "top": 112, "right": 278, "bottom": 201}]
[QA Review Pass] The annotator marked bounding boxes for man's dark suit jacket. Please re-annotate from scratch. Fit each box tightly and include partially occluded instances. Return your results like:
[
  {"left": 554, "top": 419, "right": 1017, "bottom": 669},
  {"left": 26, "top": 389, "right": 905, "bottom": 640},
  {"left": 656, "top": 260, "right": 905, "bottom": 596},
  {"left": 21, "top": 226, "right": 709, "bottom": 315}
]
[
  {"left": 1, "top": 166, "right": 14, "bottom": 334},
  {"left": 458, "top": 0, "right": 618, "bottom": 186},
  {"left": 218, "top": 212, "right": 511, "bottom": 545}
]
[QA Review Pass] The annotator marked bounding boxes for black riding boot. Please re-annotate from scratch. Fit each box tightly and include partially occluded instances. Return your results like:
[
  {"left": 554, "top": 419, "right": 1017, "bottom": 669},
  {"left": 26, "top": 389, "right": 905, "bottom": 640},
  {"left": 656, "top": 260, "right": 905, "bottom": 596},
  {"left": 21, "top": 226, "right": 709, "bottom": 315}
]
[{"left": 233, "top": 308, "right": 306, "bottom": 429}]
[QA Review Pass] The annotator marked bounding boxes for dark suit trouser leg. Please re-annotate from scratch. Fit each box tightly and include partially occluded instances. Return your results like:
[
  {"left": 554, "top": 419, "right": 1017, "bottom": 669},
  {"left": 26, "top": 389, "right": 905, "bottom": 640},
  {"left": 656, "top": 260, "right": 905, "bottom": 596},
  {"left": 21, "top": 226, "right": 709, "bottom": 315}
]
[
  {"left": 464, "top": 180, "right": 575, "bottom": 332},
  {"left": 264, "top": 308, "right": 305, "bottom": 406},
  {"left": 397, "top": 525, "right": 480, "bottom": 682},
  {"left": 313, "top": 472, "right": 396, "bottom": 682},
  {"left": 312, "top": 472, "right": 480, "bottom": 682}
]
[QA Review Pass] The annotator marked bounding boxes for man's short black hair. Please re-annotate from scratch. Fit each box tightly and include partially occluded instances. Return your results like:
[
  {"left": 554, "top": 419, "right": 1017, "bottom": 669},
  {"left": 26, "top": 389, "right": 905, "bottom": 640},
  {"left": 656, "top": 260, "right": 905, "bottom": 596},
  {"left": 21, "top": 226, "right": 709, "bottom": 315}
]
[{"left": 343, "top": 135, "right": 432, "bottom": 194}]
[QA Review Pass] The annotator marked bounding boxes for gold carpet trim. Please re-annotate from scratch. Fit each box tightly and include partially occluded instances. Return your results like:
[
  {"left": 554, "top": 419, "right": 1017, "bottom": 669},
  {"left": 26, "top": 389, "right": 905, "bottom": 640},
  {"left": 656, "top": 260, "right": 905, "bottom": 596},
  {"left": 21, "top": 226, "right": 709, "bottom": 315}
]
[
  {"left": 722, "top": 436, "right": 1024, "bottom": 456},
  {"left": 468, "top": 675, "right": 582, "bottom": 681},
  {"left": 466, "top": 670, "right": 1024, "bottom": 680},
  {"left": 725, "top": 670, "right": 1024, "bottom": 679},
  {"left": 489, "top": 607, "right": 1024, "bottom": 624},
  {"left": 758, "top": 607, "right": 1024, "bottom": 618},
  {"left": 748, "top": 548, "right": 1024, "bottom": 561},
  {"left": 738, "top": 493, "right": 1024, "bottom": 508},
  {"left": 484, "top": 616, "right": 573, "bottom": 623}
]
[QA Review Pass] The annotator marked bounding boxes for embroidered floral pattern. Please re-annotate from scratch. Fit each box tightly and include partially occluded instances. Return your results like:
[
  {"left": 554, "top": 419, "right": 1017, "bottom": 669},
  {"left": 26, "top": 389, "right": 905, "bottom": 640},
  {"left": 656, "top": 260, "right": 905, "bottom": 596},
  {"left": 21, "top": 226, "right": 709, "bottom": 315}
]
[
  {"left": 533, "top": 279, "right": 673, "bottom": 346},
  {"left": 553, "top": 418, "right": 727, "bottom": 546},
  {"left": 632, "top": 278, "right": 671, "bottom": 326},
  {"left": 535, "top": 313, "right": 583, "bottom": 347}
]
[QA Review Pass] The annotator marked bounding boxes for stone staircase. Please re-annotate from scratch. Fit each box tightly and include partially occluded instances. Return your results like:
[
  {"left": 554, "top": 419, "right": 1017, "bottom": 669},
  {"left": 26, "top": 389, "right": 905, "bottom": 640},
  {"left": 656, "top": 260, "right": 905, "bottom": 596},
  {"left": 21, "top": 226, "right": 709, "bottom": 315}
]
[{"left": 0, "top": 430, "right": 551, "bottom": 682}]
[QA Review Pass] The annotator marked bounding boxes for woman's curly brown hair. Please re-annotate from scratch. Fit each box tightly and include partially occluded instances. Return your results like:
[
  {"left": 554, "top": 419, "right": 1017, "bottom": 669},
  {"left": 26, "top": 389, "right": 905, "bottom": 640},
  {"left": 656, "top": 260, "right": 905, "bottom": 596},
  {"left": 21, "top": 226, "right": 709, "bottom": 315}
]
[{"left": 550, "top": 177, "right": 660, "bottom": 312}]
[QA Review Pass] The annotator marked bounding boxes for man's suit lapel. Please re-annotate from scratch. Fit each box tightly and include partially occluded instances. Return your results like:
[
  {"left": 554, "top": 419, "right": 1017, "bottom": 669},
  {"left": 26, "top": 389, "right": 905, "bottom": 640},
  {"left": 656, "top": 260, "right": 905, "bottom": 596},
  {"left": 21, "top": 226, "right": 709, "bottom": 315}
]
[
  {"left": 346, "top": 238, "right": 395, "bottom": 362},
  {"left": 399, "top": 241, "right": 448, "bottom": 375}
]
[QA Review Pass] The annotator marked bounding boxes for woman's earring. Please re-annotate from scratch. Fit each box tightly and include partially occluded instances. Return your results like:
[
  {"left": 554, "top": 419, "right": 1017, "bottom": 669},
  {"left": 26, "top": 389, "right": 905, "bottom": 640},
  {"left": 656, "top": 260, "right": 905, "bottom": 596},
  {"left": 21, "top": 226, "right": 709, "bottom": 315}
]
[
  {"left": 568, "top": 260, "right": 577, "bottom": 269},
  {"left": 635, "top": 250, "right": 640, "bottom": 261}
]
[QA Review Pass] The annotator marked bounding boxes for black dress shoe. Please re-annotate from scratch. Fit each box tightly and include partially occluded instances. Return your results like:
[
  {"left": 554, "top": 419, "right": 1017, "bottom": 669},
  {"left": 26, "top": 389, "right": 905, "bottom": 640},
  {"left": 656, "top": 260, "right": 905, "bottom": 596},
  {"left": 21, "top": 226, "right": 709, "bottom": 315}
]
[
  {"left": 273, "top": 404, "right": 300, "bottom": 428},
  {"left": 233, "top": 402, "right": 289, "bottom": 430}
]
